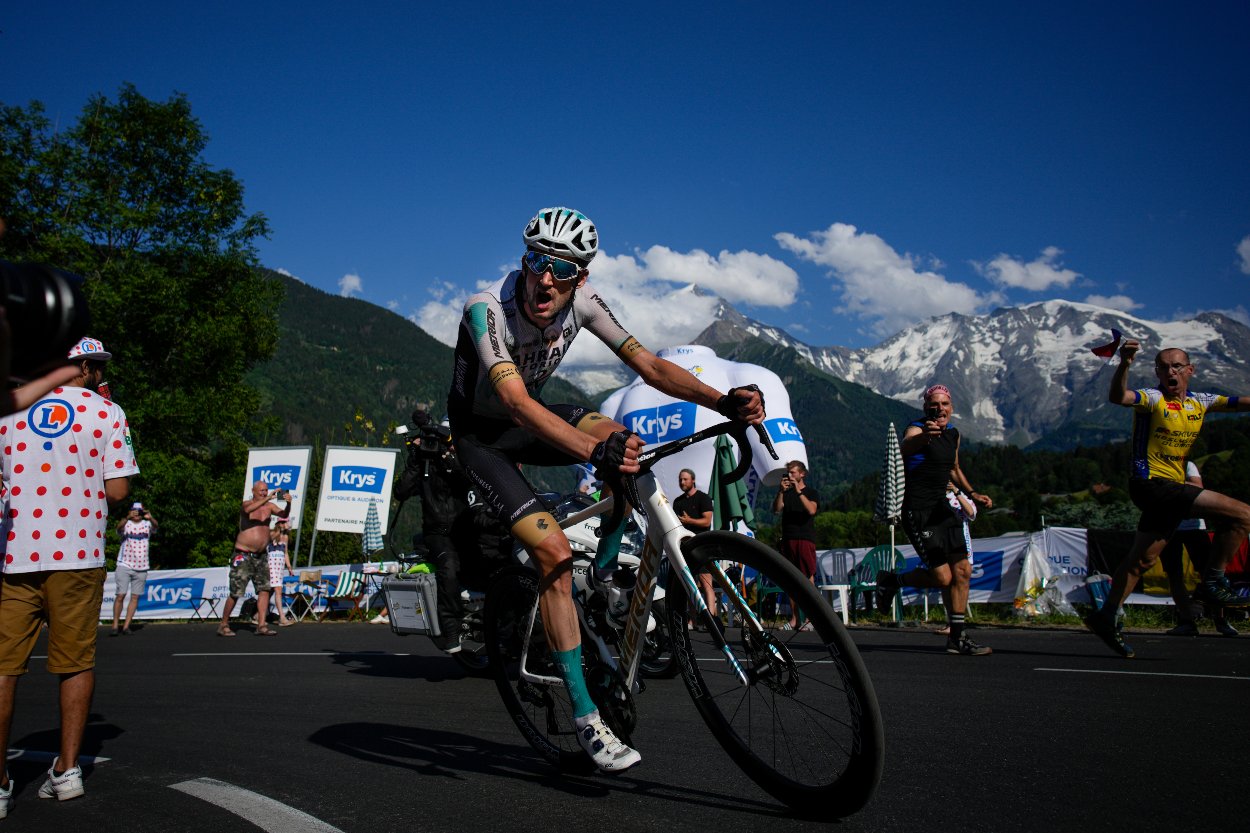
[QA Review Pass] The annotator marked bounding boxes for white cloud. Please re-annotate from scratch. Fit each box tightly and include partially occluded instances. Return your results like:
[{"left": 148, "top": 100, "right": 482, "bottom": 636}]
[
  {"left": 1217, "top": 305, "right": 1250, "bottom": 327},
  {"left": 638, "top": 246, "right": 798, "bottom": 307},
  {"left": 774, "top": 222, "right": 998, "bottom": 336},
  {"left": 976, "top": 246, "right": 1080, "bottom": 291},
  {"left": 1084, "top": 293, "right": 1142, "bottom": 312},
  {"left": 386, "top": 300, "right": 399, "bottom": 311},
  {"left": 1237, "top": 235, "right": 1250, "bottom": 275},
  {"left": 414, "top": 280, "right": 475, "bottom": 345},
  {"left": 338, "top": 273, "right": 363, "bottom": 297},
  {"left": 414, "top": 248, "right": 777, "bottom": 364}
]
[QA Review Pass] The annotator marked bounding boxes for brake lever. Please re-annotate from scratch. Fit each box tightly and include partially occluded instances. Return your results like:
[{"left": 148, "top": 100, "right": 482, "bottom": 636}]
[{"left": 754, "top": 422, "right": 779, "bottom": 461}]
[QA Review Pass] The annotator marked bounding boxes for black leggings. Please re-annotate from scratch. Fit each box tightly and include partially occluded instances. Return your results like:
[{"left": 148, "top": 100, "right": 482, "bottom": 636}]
[{"left": 451, "top": 404, "right": 593, "bottom": 530}]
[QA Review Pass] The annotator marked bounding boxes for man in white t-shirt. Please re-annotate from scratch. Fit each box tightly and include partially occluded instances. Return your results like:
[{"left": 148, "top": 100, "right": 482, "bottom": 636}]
[
  {"left": 0, "top": 336, "right": 139, "bottom": 811},
  {"left": 111, "top": 501, "right": 157, "bottom": 636}
]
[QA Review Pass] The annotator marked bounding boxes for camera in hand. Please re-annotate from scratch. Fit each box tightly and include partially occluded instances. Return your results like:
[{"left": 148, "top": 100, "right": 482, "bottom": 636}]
[
  {"left": 1, "top": 260, "right": 90, "bottom": 380},
  {"left": 394, "top": 409, "right": 457, "bottom": 503},
  {"left": 401, "top": 409, "right": 453, "bottom": 457}
]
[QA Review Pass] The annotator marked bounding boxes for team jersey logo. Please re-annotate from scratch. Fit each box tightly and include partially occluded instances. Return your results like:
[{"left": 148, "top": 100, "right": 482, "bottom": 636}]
[{"left": 27, "top": 398, "right": 75, "bottom": 438}]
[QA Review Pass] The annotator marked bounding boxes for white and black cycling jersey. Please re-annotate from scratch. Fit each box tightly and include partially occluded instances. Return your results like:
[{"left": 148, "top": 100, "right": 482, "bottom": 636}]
[{"left": 448, "top": 270, "right": 633, "bottom": 422}]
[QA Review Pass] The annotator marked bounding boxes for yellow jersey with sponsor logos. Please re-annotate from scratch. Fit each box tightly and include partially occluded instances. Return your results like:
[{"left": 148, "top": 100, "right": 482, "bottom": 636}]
[{"left": 1129, "top": 389, "right": 1233, "bottom": 482}]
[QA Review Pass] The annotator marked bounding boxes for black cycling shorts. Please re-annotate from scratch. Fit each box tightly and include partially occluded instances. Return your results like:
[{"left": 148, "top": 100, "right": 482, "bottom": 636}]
[
  {"left": 1129, "top": 477, "right": 1202, "bottom": 538},
  {"left": 901, "top": 503, "right": 969, "bottom": 568},
  {"left": 450, "top": 404, "right": 599, "bottom": 541}
]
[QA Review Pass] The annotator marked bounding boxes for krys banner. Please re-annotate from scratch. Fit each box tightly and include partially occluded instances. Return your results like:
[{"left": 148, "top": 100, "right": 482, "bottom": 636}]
[
  {"left": 313, "top": 445, "right": 400, "bottom": 533},
  {"left": 245, "top": 446, "right": 313, "bottom": 529}
]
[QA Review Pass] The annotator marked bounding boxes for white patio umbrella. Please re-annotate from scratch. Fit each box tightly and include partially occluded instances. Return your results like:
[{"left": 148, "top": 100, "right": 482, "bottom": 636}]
[
  {"left": 872, "top": 423, "right": 911, "bottom": 620},
  {"left": 362, "top": 499, "right": 384, "bottom": 558},
  {"left": 872, "top": 423, "right": 905, "bottom": 536}
]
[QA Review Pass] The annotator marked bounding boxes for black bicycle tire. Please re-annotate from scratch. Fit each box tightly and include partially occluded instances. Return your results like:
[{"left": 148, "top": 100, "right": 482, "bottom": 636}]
[
  {"left": 668, "top": 531, "right": 885, "bottom": 816},
  {"left": 639, "top": 598, "right": 680, "bottom": 678},
  {"left": 483, "top": 565, "right": 595, "bottom": 773}
]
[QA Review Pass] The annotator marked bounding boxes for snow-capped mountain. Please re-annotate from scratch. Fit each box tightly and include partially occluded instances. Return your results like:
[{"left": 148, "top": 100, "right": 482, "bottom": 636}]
[{"left": 700, "top": 300, "right": 1250, "bottom": 445}]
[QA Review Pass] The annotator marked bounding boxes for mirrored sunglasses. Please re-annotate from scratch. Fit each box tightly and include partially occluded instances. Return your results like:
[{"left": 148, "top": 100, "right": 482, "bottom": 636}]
[{"left": 523, "top": 250, "right": 581, "bottom": 283}]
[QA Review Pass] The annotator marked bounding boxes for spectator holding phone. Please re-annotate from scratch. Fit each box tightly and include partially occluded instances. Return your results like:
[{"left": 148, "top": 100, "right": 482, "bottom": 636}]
[
  {"left": 772, "top": 460, "right": 820, "bottom": 630},
  {"left": 111, "top": 502, "right": 158, "bottom": 636},
  {"left": 217, "top": 481, "right": 290, "bottom": 637}
]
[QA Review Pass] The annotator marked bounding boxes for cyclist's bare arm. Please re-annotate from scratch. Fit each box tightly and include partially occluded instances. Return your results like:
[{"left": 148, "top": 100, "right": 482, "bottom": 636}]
[
  {"left": 490, "top": 362, "right": 632, "bottom": 463},
  {"left": 621, "top": 339, "right": 766, "bottom": 425},
  {"left": 1108, "top": 339, "right": 1140, "bottom": 406}
]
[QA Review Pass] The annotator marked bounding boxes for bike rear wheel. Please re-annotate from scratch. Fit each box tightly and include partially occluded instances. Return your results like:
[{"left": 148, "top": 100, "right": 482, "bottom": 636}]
[
  {"left": 668, "top": 532, "right": 885, "bottom": 817},
  {"left": 483, "top": 565, "right": 596, "bottom": 773}
]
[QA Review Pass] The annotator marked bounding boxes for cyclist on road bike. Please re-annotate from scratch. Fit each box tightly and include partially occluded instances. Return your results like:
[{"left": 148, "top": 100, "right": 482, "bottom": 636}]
[{"left": 447, "top": 206, "right": 764, "bottom": 773}]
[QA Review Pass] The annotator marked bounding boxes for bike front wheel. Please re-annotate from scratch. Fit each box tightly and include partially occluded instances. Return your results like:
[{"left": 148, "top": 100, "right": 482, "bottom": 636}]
[
  {"left": 483, "top": 565, "right": 596, "bottom": 773},
  {"left": 668, "top": 532, "right": 885, "bottom": 817}
]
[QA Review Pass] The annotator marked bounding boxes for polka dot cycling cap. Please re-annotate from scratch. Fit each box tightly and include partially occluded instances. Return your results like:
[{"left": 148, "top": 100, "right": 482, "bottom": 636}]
[{"left": 67, "top": 337, "right": 113, "bottom": 361}]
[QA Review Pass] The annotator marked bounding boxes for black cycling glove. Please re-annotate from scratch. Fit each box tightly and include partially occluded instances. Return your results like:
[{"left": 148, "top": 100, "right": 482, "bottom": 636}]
[
  {"left": 589, "top": 430, "right": 632, "bottom": 477},
  {"left": 715, "top": 384, "right": 764, "bottom": 421}
]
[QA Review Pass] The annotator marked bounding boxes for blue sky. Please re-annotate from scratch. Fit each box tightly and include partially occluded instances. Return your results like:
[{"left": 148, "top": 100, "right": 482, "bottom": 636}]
[{"left": 5, "top": 2, "right": 1248, "bottom": 365}]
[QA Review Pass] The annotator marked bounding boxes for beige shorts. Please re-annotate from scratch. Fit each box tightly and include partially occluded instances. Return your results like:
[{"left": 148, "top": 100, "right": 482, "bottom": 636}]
[{"left": 0, "top": 568, "right": 106, "bottom": 675}]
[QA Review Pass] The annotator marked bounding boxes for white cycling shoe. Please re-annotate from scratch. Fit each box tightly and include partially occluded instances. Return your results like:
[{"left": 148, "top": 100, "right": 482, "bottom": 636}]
[{"left": 575, "top": 711, "right": 641, "bottom": 773}]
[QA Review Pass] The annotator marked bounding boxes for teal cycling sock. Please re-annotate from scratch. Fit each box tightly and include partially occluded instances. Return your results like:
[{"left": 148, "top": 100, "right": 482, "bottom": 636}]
[
  {"left": 551, "top": 645, "right": 596, "bottom": 718},
  {"left": 595, "top": 519, "right": 625, "bottom": 573}
]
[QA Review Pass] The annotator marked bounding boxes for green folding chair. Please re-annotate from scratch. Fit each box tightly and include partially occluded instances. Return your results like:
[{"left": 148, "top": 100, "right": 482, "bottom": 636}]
[{"left": 848, "top": 545, "right": 906, "bottom": 622}]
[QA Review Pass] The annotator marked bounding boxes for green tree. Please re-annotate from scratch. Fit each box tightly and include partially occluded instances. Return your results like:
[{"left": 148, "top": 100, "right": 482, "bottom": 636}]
[{"left": 1, "top": 85, "right": 280, "bottom": 567}]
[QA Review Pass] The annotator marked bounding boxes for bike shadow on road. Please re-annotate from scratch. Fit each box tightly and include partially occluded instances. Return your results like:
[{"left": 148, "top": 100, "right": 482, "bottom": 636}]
[
  {"left": 6, "top": 712, "right": 122, "bottom": 798},
  {"left": 322, "top": 649, "right": 484, "bottom": 683},
  {"left": 307, "top": 720, "right": 790, "bottom": 818}
]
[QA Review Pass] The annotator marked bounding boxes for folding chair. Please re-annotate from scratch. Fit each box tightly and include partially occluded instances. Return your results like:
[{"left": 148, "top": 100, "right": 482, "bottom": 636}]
[
  {"left": 313, "top": 569, "right": 366, "bottom": 621},
  {"left": 848, "top": 545, "right": 906, "bottom": 622},
  {"left": 188, "top": 595, "right": 221, "bottom": 623},
  {"left": 817, "top": 548, "right": 855, "bottom": 625},
  {"left": 289, "top": 570, "right": 323, "bottom": 622}
]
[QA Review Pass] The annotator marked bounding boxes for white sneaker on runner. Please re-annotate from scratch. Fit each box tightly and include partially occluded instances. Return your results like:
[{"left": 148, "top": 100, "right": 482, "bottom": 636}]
[
  {"left": 38, "top": 758, "right": 84, "bottom": 801},
  {"left": 575, "top": 712, "right": 641, "bottom": 773},
  {"left": 0, "top": 773, "right": 13, "bottom": 818}
]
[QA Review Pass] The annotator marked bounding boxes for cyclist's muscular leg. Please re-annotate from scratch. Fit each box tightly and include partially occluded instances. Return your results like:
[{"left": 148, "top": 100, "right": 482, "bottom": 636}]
[{"left": 513, "top": 512, "right": 580, "bottom": 652}]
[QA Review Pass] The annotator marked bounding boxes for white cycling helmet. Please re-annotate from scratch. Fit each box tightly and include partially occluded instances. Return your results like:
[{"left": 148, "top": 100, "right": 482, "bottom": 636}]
[{"left": 523, "top": 206, "right": 598, "bottom": 265}]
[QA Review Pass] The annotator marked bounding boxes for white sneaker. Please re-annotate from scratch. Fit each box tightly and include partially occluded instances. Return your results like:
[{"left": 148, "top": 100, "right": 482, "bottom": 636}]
[
  {"left": 575, "top": 712, "right": 641, "bottom": 773},
  {"left": 38, "top": 758, "right": 84, "bottom": 801},
  {"left": 0, "top": 773, "right": 12, "bottom": 818},
  {"left": 369, "top": 614, "right": 390, "bottom": 624}
]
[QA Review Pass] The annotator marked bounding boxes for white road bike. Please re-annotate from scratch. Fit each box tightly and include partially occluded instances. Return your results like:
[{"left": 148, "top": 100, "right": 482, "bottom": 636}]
[{"left": 483, "top": 420, "right": 885, "bottom": 817}]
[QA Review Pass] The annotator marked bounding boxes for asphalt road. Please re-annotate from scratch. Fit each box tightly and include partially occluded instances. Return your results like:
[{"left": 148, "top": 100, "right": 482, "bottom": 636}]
[{"left": 2, "top": 621, "right": 1247, "bottom": 832}]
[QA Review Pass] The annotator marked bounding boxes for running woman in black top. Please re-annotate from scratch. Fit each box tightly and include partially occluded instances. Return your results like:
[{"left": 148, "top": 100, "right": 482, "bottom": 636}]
[{"left": 447, "top": 207, "right": 765, "bottom": 772}]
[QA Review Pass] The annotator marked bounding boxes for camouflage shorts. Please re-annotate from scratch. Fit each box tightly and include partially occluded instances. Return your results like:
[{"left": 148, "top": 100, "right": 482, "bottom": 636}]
[{"left": 228, "top": 551, "right": 272, "bottom": 598}]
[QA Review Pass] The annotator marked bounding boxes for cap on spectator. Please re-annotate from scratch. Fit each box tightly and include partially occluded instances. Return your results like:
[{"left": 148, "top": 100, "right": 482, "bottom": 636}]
[
  {"left": 68, "top": 337, "right": 113, "bottom": 361},
  {"left": 131, "top": 502, "right": 144, "bottom": 510}
]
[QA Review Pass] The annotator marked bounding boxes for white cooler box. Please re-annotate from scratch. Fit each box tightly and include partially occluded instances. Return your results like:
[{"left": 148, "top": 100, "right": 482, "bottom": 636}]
[{"left": 382, "top": 573, "right": 441, "bottom": 636}]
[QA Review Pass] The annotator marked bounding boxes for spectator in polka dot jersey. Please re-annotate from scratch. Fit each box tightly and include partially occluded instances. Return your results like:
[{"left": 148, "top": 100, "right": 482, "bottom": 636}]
[{"left": 0, "top": 335, "right": 139, "bottom": 808}]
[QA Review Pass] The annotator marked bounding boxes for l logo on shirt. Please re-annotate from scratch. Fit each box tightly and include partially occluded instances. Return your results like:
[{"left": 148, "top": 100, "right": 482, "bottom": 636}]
[{"left": 28, "top": 398, "right": 75, "bottom": 439}]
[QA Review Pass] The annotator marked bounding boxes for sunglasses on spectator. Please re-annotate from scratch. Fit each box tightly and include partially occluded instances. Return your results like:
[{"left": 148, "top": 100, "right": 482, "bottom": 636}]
[{"left": 523, "top": 251, "right": 582, "bottom": 283}]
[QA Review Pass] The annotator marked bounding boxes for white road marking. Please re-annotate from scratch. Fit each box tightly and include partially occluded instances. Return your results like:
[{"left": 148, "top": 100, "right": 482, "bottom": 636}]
[
  {"left": 170, "top": 777, "right": 345, "bottom": 833},
  {"left": 172, "top": 651, "right": 410, "bottom": 657},
  {"left": 1036, "top": 667, "right": 1249, "bottom": 681}
]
